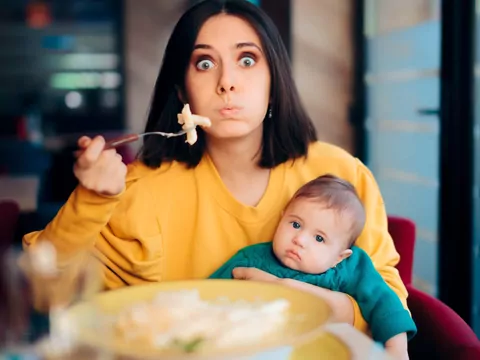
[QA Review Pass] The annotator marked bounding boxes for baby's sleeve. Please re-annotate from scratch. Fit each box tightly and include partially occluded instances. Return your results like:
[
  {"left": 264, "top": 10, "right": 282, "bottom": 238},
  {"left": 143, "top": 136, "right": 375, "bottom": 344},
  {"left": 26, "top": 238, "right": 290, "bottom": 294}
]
[
  {"left": 208, "top": 249, "right": 251, "bottom": 279},
  {"left": 339, "top": 248, "right": 417, "bottom": 344}
]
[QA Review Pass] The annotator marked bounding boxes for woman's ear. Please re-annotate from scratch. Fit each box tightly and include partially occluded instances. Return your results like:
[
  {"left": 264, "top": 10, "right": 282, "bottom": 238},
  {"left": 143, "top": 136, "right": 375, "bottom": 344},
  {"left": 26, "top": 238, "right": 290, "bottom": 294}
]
[{"left": 176, "top": 85, "right": 186, "bottom": 104}]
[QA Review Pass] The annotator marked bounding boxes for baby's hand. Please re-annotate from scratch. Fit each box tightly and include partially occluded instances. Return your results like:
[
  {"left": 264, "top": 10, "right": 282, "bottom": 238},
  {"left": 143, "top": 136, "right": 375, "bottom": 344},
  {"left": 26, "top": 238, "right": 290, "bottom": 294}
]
[
  {"left": 232, "top": 267, "right": 279, "bottom": 282},
  {"left": 384, "top": 333, "right": 409, "bottom": 360}
]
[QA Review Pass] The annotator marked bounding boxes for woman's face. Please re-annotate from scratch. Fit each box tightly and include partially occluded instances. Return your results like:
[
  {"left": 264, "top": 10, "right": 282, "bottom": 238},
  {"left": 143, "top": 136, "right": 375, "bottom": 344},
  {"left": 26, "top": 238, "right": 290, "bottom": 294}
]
[{"left": 184, "top": 14, "right": 271, "bottom": 141}]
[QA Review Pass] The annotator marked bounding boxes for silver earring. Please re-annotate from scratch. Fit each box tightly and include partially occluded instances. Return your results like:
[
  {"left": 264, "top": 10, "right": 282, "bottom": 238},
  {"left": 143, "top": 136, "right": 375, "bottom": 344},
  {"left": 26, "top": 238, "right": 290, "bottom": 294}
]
[{"left": 268, "top": 107, "right": 272, "bottom": 118}]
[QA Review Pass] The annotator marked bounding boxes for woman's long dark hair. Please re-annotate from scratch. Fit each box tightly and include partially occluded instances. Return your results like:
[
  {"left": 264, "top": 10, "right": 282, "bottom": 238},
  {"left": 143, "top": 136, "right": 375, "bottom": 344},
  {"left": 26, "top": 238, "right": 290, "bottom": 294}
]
[{"left": 139, "top": 0, "right": 317, "bottom": 169}]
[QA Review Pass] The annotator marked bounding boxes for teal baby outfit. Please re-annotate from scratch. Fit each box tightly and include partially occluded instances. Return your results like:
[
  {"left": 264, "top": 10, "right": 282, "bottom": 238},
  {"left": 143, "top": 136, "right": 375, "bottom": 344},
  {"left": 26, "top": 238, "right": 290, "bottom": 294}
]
[{"left": 209, "top": 242, "right": 417, "bottom": 344}]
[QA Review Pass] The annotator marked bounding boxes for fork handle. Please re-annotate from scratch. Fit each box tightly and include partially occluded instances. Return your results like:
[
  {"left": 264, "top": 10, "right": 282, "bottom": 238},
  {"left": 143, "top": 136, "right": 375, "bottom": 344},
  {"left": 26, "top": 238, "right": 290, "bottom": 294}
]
[
  {"left": 104, "top": 133, "right": 140, "bottom": 149},
  {"left": 73, "top": 133, "right": 140, "bottom": 158}
]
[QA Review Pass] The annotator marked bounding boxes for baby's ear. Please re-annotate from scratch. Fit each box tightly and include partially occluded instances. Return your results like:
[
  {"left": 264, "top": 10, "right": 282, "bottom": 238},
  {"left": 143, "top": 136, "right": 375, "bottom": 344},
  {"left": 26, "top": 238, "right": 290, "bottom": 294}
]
[{"left": 335, "top": 249, "right": 352, "bottom": 266}]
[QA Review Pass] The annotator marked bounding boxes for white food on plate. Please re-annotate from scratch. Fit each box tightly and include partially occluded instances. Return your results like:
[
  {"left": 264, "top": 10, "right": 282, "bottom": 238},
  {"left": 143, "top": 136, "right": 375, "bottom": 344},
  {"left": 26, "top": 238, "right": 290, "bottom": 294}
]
[{"left": 114, "top": 289, "right": 290, "bottom": 352}]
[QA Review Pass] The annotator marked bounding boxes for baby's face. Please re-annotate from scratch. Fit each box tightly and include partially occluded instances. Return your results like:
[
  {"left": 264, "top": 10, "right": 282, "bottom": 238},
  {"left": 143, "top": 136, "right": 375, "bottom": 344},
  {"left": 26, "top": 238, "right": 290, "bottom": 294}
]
[{"left": 272, "top": 198, "right": 353, "bottom": 274}]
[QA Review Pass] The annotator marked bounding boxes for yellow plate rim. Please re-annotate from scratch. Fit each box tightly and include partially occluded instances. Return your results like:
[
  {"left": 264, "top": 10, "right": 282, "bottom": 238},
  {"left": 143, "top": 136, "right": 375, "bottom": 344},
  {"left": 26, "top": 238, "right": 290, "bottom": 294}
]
[{"left": 68, "top": 279, "right": 332, "bottom": 359}]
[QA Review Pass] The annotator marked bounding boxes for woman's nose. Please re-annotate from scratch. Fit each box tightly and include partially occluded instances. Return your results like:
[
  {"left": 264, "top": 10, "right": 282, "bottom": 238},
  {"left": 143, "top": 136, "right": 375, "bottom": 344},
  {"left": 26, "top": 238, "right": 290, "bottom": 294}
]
[{"left": 216, "top": 65, "right": 236, "bottom": 95}]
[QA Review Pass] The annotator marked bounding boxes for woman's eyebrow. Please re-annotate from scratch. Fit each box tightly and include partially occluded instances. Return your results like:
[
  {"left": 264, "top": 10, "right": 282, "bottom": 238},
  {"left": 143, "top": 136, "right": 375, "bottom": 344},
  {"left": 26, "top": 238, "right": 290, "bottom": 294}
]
[
  {"left": 236, "top": 42, "right": 263, "bottom": 53},
  {"left": 193, "top": 42, "right": 263, "bottom": 53},
  {"left": 194, "top": 44, "right": 212, "bottom": 50}
]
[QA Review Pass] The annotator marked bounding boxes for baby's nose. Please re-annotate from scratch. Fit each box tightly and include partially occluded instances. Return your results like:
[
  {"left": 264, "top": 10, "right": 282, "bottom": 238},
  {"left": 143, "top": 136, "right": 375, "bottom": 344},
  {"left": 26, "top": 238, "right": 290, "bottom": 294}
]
[{"left": 292, "top": 234, "right": 306, "bottom": 247}]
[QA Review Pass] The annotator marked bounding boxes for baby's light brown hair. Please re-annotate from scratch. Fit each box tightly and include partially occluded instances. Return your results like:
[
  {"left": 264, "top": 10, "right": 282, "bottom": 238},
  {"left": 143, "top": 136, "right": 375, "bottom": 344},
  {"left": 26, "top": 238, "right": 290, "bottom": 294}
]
[{"left": 287, "top": 174, "right": 366, "bottom": 247}]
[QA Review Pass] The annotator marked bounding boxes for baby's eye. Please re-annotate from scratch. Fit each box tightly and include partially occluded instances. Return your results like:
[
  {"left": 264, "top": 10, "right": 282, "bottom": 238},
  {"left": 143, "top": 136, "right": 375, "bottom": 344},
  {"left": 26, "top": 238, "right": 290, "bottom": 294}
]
[
  {"left": 291, "top": 221, "right": 300, "bottom": 229},
  {"left": 315, "top": 235, "right": 324, "bottom": 243},
  {"left": 239, "top": 56, "right": 256, "bottom": 67},
  {"left": 196, "top": 59, "right": 214, "bottom": 70}
]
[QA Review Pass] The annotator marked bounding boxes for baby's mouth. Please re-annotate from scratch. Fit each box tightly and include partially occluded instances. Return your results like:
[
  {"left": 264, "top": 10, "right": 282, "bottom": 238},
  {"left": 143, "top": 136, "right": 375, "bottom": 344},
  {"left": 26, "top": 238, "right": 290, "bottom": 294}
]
[{"left": 286, "top": 249, "right": 301, "bottom": 261}]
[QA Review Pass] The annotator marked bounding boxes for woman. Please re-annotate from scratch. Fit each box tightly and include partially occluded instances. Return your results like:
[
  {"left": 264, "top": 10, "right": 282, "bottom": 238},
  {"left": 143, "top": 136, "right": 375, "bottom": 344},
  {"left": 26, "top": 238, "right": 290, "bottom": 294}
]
[{"left": 24, "top": 0, "right": 408, "bottom": 342}]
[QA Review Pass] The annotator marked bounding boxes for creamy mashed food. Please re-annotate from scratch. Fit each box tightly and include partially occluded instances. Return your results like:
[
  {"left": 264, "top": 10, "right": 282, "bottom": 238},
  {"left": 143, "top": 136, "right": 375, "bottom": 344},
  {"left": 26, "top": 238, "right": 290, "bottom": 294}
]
[
  {"left": 178, "top": 104, "right": 211, "bottom": 145},
  {"left": 114, "top": 290, "right": 290, "bottom": 353}
]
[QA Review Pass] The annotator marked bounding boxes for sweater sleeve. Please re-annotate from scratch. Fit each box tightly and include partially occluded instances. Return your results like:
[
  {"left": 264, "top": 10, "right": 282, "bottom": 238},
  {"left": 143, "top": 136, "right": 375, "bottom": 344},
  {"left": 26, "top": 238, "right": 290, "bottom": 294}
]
[
  {"left": 208, "top": 249, "right": 251, "bottom": 279},
  {"left": 23, "top": 185, "right": 123, "bottom": 267},
  {"left": 339, "top": 248, "right": 417, "bottom": 344},
  {"left": 350, "top": 159, "right": 410, "bottom": 333}
]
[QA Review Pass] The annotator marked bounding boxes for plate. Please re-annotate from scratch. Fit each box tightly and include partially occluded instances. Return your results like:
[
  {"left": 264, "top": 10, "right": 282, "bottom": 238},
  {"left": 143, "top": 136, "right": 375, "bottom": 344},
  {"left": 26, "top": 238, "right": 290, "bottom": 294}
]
[{"left": 66, "top": 280, "right": 332, "bottom": 359}]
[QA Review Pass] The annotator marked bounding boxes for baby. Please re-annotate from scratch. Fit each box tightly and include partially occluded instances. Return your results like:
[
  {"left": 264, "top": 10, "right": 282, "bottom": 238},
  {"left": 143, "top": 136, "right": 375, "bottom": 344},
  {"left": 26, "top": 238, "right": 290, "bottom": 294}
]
[{"left": 209, "top": 174, "right": 416, "bottom": 358}]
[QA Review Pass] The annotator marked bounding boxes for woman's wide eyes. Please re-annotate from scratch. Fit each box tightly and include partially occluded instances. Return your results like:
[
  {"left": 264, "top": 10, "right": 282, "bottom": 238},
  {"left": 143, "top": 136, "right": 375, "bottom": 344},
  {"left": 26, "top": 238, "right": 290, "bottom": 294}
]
[
  {"left": 239, "top": 56, "right": 256, "bottom": 67},
  {"left": 196, "top": 56, "right": 256, "bottom": 71},
  {"left": 196, "top": 59, "right": 214, "bottom": 70}
]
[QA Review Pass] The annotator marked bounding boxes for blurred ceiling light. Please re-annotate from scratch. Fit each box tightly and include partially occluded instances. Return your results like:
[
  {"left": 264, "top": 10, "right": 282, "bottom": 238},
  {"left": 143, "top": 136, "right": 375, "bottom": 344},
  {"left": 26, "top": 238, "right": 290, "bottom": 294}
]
[
  {"left": 60, "top": 54, "right": 119, "bottom": 70},
  {"left": 65, "top": 91, "right": 83, "bottom": 109},
  {"left": 101, "top": 72, "right": 121, "bottom": 89},
  {"left": 50, "top": 72, "right": 101, "bottom": 89},
  {"left": 101, "top": 91, "right": 119, "bottom": 108}
]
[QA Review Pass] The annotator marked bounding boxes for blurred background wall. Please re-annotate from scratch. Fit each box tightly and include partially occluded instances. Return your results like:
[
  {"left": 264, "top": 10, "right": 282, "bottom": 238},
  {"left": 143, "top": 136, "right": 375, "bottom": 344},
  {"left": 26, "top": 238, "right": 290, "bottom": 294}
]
[
  {"left": 125, "top": 0, "right": 187, "bottom": 138},
  {"left": 292, "top": 0, "right": 354, "bottom": 153}
]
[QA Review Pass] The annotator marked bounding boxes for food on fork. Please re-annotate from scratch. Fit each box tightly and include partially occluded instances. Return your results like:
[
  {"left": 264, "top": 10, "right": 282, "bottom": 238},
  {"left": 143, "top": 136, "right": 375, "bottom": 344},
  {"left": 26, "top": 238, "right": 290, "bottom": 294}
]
[
  {"left": 75, "top": 103, "right": 211, "bottom": 151},
  {"left": 177, "top": 104, "right": 211, "bottom": 145}
]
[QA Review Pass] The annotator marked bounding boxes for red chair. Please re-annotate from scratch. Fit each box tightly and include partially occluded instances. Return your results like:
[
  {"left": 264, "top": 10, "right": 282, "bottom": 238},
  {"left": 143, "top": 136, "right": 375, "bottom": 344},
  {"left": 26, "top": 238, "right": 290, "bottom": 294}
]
[{"left": 387, "top": 216, "right": 480, "bottom": 359}]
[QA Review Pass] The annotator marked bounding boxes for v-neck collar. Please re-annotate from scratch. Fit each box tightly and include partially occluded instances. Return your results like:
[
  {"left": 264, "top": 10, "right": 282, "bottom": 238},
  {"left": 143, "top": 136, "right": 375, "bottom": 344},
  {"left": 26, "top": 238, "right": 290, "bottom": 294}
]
[{"left": 195, "top": 153, "right": 286, "bottom": 223}]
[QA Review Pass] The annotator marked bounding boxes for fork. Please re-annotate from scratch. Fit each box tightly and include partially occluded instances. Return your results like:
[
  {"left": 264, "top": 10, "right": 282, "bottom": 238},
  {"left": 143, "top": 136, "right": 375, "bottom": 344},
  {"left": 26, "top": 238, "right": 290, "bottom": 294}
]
[
  {"left": 104, "top": 129, "right": 191, "bottom": 149},
  {"left": 72, "top": 128, "right": 193, "bottom": 158}
]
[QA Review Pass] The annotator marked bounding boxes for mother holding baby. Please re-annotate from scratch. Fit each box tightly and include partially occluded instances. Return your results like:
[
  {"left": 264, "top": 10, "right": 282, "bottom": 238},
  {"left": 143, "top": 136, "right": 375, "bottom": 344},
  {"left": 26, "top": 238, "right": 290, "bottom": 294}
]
[{"left": 24, "top": 0, "right": 409, "bottom": 353}]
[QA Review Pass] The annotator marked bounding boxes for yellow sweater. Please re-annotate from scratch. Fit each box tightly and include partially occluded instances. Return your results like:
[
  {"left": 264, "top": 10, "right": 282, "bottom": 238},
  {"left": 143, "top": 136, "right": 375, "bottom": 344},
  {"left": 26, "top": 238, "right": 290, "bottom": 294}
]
[{"left": 23, "top": 141, "right": 408, "bottom": 333}]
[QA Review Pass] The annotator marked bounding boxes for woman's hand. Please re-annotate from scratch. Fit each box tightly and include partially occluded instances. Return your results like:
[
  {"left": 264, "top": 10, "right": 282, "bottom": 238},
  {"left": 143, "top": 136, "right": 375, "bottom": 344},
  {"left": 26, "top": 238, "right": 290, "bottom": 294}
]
[
  {"left": 233, "top": 268, "right": 354, "bottom": 325},
  {"left": 384, "top": 333, "right": 409, "bottom": 360},
  {"left": 73, "top": 136, "right": 127, "bottom": 196}
]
